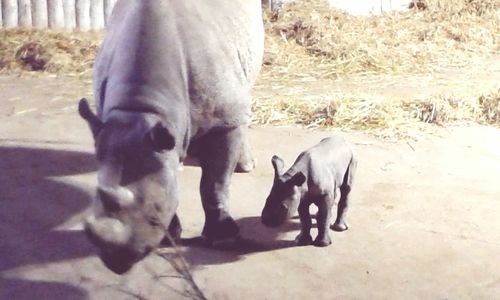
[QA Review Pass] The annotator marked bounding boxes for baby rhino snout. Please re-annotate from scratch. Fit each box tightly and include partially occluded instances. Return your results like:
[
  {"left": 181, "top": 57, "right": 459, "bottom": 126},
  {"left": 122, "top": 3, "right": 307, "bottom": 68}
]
[{"left": 261, "top": 204, "right": 288, "bottom": 228}]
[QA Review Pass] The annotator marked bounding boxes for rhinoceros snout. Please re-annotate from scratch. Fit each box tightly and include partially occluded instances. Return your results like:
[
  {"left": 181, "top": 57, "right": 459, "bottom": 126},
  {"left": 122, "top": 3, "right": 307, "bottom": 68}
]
[
  {"left": 261, "top": 201, "right": 290, "bottom": 228},
  {"left": 84, "top": 217, "right": 143, "bottom": 274}
]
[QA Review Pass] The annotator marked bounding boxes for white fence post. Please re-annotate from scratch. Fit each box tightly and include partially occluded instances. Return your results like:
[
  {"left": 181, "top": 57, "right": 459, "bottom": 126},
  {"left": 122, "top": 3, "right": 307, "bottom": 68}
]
[
  {"left": 63, "top": 0, "right": 76, "bottom": 30},
  {"left": 2, "top": 0, "right": 18, "bottom": 28},
  {"left": 31, "top": 0, "right": 48, "bottom": 28},
  {"left": 103, "top": 0, "right": 115, "bottom": 24},
  {"left": 76, "top": 0, "right": 91, "bottom": 31},
  {"left": 0, "top": 1, "right": 3, "bottom": 27},
  {"left": 47, "top": 0, "right": 64, "bottom": 28},
  {"left": 90, "top": 0, "right": 104, "bottom": 30},
  {"left": 1, "top": 0, "right": 116, "bottom": 29},
  {"left": 18, "top": 0, "right": 32, "bottom": 27}
]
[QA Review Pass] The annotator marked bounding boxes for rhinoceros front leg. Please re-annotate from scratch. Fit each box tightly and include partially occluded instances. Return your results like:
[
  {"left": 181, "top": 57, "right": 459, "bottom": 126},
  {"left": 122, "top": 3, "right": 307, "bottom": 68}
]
[
  {"left": 198, "top": 127, "right": 243, "bottom": 243},
  {"left": 234, "top": 126, "right": 256, "bottom": 173},
  {"left": 295, "top": 201, "right": 313, "bottom": 246}
]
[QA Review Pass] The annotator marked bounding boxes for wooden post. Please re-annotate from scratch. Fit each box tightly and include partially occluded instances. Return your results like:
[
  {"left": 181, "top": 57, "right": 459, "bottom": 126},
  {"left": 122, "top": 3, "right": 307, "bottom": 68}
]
[
  {"left": 63, "top": 0, "right": 76, "bottom": 30},
  {"left": 2, "top": 0, "right": 18, "bottom": 27},
  {"left": 31, "top": 0, "right": 48, "bottom": 28},
  {"left": 90, "top": 0, "right": 104, "bottom": 30},
  {"left": 18, "top": 0, "right": 32, "bottom": 27},
  {"left": 76, "top": 0, "right": 91, "bottom": 31},
  {"left": 0, "top": 0, "right": 3, "bottom": 27},
  {"left": 47, "top": 0, "right": 64, "bottom": 28},
  {"left": 103, "top": 0, "right": 116, "bottom": 24}
]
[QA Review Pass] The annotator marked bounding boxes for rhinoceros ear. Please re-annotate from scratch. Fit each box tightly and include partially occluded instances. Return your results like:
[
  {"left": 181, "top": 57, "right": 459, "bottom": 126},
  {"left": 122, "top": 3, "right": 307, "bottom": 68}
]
[
  {"left": 78, "top": 98, "right": 103, "bottom": 140},
  {"left": 271, "top": 155, "right": 285, "bottom": 177},
  {"left": 149, "top": 122, "right": 175, "bottom": 152}
]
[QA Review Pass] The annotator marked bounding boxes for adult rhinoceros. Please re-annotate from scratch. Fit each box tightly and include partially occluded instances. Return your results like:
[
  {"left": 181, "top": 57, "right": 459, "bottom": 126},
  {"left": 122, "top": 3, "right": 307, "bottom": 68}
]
[{"left": 78, "top": 0, "right": 264, "bottom": 274}]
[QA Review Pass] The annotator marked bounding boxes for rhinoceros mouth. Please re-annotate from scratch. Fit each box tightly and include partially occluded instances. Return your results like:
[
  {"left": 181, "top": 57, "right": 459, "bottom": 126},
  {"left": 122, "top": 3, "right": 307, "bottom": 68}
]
[
  {"left": 101, "top": 254, "right": 135, "bottom": 274},
  {"left": 99, "top": 247, "right": 151, "bottom": 274}
]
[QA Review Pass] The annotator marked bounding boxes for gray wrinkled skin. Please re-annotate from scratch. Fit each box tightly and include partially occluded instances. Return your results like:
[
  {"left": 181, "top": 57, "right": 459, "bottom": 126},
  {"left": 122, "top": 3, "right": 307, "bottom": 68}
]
[
  {"left": 261, "top": 136, "right": 357, "bottom": 247},
  {"left": 78, "top": 0, "right": 264, "bottom": 274}
]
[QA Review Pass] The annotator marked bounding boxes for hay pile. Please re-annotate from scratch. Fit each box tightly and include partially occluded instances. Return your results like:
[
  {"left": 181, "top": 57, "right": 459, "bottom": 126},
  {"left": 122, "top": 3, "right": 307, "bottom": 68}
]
[
  {"left": 0, "top": 29, "right": 100, "bottom": 76},
  {"left": 262, "top": 0, "right": 499, "bottom": 79},
  {"left": 253, "top": 0, "right": 500, "bottom": 137},
  {"left": 251, "top": 88, "right": 500, "bottom": 138}
]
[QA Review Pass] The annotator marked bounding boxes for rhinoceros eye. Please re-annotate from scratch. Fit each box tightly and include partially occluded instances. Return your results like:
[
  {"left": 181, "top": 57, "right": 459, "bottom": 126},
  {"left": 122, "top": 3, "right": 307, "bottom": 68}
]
[{"left": 147, "top": 216, "right": 162, "bottom": 227}]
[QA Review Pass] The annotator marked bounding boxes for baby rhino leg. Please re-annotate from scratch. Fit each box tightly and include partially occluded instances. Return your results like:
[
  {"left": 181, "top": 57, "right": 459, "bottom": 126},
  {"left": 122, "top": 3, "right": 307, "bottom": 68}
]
[
  {"left": 332, "top": 158, "right": 357, "bottom": 232},
  {"left": 295, "top": 201, "right": 313, "bottom": 246},
  {"left": 314, "top": 194, "right": 334, "bottom": 247}
]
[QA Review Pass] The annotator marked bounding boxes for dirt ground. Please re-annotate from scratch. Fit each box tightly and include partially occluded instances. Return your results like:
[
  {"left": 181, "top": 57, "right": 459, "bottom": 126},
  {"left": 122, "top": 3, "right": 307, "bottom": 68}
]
[{"left": 0, "top": 74, "right": 499, "bottom": 300}]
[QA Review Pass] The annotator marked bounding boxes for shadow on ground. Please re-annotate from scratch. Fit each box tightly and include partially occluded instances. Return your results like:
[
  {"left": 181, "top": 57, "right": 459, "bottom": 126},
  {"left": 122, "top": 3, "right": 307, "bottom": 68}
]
[
  {"left": 0, "top": 278, "right": 89, "bottom": 300},
  {"left": 0, "top": 146, "right": 96, "bottom": 298},
  {"left": 0, "top": 146, "right": 310, "bottom": 289},
  {"left": 175, "top": 216, "right": 316, "bottom": 266}
]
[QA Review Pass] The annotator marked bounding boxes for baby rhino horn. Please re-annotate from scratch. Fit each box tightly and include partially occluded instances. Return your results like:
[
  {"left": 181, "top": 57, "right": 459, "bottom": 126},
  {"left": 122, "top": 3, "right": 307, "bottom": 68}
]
[
  {"left": 85, "top": 217, "right": 131, "bottom": 247},
  {"left": 97, "top": 186, "right": 135, "bottom": 211}
]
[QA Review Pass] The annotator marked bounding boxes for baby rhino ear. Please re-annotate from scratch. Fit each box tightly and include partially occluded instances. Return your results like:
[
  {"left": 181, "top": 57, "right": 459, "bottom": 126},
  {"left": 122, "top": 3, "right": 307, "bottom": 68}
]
[
  {"left": 290, "top": 172, "right": 306, "bottom": 186},
  {"left": 271, "top": 155, "right": 285, "bottom": 177}
]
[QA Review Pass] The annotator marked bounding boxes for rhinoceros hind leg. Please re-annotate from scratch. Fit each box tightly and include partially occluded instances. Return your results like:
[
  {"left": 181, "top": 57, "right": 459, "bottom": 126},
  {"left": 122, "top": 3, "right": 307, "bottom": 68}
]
[
  {"left": 332, "top": 156, "right": 357, "bottom": 232},
  {"left": 235, "top": 152, "right": 256, "bottom": 173}
]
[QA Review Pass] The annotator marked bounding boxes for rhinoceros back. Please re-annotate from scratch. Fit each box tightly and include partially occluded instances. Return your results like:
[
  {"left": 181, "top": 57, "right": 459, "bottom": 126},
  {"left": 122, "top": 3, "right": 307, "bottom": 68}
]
[{"left": 93, "top": 0, "right": 264, "bottom": 135}]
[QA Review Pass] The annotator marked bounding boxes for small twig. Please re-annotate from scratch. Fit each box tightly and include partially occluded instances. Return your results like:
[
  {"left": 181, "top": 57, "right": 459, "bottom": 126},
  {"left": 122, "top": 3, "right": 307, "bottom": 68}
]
[
  {"left": 156, "top": 274, "right": 185, "bottom": 279},
  {"left": 115, "top": 287, "right": 149, "bottom": 300},
  {"left": 406, "top": 141, "right": 415, "bottom": 151},
  {"left": 156, "top": 235, "right": 209, "bottom": 300}
]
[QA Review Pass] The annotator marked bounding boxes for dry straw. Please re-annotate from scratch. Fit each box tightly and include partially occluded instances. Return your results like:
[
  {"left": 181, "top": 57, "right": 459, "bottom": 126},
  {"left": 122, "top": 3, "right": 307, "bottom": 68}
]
[
  {"left": 0, "top": 29, "right": 100, "bottom": 76},
  {"left": 250, "top": 88, "right": 500, "bottom": 139},
  {"left": 255, "top": 0, "right": 500, "bottom": 137},
  {"left": 261, "top": 0, "right": 499, "bottom": 78}
]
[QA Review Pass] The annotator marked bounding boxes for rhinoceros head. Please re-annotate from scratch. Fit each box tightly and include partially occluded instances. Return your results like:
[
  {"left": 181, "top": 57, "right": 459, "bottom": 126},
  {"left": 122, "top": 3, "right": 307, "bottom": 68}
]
[
  {"left": 79, "top": 98, "right": 180, "bottom": 274},
  {"left": 261, "top": 155, "right": 305, "bottom": 227}
]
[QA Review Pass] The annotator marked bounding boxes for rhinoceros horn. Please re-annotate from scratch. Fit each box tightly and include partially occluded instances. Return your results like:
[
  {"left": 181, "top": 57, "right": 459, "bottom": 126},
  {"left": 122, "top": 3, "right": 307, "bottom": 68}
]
[
  {"left": 85, "top": 217, "right": 131, "bottom": 247},
  {"left": 97, "top": 186, "right": 135, "bottom": 212}
]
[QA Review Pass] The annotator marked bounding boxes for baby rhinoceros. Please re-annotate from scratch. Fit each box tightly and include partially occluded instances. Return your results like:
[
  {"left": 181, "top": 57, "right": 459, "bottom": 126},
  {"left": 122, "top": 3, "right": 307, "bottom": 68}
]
[{"left": 261, "top": 136, "right": 357, "bottom": 247}]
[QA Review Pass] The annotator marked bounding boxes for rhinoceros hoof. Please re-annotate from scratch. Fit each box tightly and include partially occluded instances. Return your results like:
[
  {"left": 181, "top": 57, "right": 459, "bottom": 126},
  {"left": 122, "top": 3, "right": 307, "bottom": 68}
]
[
  {"left": 313, "top": 236, "right": 332, "bottom": 247},
  {"left": 202, "top": 215, "right": 240, "bottom": 243},
  {"left": 295, "top": 233, "right": 313, "bottom": 246},
  {"left": 331, "top": 221, "right": 348, "bottom": 232},
  {"left": 235, "top": 158, "right": 256, "bottom": 173}
]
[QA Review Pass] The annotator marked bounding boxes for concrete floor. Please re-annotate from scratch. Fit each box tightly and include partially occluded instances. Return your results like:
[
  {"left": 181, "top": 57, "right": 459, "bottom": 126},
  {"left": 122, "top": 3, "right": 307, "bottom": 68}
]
[{"left": 0, "top": 76, "right": 499, "bottom": 299}]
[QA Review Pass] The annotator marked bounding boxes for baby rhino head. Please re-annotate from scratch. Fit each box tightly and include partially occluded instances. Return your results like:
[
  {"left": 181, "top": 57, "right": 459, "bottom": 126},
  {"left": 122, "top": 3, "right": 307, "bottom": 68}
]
[{"left": 261, "top": 155, "right": 305, "bottom": 227}]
